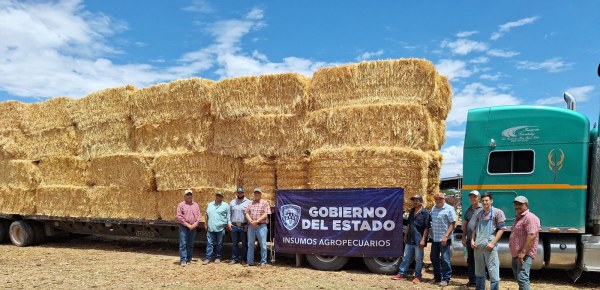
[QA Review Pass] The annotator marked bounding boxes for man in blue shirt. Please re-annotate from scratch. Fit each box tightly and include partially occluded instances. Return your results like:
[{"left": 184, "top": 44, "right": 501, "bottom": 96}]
[
  {"left": 430, "top": 192, "right": 457, "bottom": 287},
  {"left": 203, "top": 191, "right": 231, "bottom": 264},
  {"left": 391, "top": 195, "right": 431, "bottom": 284},
  {"left": 229, "top": 187, "right": 251, "bottom": 264}
]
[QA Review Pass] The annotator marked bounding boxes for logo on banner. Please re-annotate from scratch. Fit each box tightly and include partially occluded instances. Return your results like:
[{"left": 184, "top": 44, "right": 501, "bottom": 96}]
[{"left": 280, "top": 204, "right": 302, "bottom": 230}]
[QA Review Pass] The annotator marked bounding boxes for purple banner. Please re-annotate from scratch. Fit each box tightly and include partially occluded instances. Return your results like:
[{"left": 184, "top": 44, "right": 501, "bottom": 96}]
[{"left": 274, "top": 188, "right": 404, "bottom": 257}]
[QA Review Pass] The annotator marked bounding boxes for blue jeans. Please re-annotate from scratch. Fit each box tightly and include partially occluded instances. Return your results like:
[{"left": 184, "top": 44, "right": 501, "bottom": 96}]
[
  {"left": 247, "top": 224, "right": 268, "bottom": 265},
  {"left": 179, "top": 225, "right": 197, "bottom": 262},
  {"left": 475, "top": 247, "right": 500, "bottom": 290},
  {"left": 467, "top": 239, "right": 476, "bottom": 283},
  {"left": 231, "top": 225, "right": 247, "bottom": 262},
  {"left": 512, "top": 256, "right": 533, "bottom": 290},
  {"left": 205, "top": 230, "right": 225, "bottom": 260},
  {"left": 398, "top": 244, "right": 424, "bottom": 277},
  {"left": 430, "top": 241, "right": 452, "bottom": 282}
]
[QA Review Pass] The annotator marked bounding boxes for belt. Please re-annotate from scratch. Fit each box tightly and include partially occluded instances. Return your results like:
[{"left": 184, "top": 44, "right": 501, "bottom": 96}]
[{"left": 233, "top": 222, "right": 248, "bottom": 226}]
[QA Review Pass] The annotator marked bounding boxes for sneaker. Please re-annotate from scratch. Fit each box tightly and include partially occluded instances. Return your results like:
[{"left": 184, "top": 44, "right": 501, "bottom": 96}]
[
  {"left": 202, "top": 259, "right": 210, "bottom": 265},
  {"left": 230, "top": 260, "right": 237, "bottom": 265},
  {"left": 390, "top": 274, "right": 405, "bottom": 280},
  {"left": 439, "top": 280, "right": 449, "bottom": 287},
  {"left": 180, "top": 261, "right": 187, "bottom": 266},
  {"left": 260, "top": 263, "right": 267, "bottom": 268},
  {"left": 215, "top": 259, "right": 221, "bottom": 263},
  {"left": 246, "top": 263, "right": 255, "bottom": 267},
  {"left": 412, "top": 277, "right": 421, "bottom": 284}
]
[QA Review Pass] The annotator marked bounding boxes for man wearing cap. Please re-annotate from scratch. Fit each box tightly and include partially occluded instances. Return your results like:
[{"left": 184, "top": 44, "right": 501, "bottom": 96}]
[
  {"left": 203, "top": 191, "right": 231, "bottom": 265},
  {"left": 229, "top": 187, "right": 251, "bottom": 264},
  {"left": 509, "top": 196, "right": 540, "bottom": 290},
  {"left": 245, "top": 188, "right": 271, "bottom": 268},
  {"left": 390, "top": 195, "right": 431, "bottom": 283},
  {"left": 176, "top": 189, "right": 202, "bottom": 266},
  {"left": 430, "top": 192, "right": 457, "bottom": 287},
  {"left": 462, "top": 190, "right": 482, "bottom": 287},
  {"left": 471, "top": 192, "right": 507, "bottom": 290}
]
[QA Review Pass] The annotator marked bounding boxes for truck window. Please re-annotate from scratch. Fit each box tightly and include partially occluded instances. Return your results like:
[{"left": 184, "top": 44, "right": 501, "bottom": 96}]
[{"left": 488, "top": 150, "right": 534, "bottom": 174}]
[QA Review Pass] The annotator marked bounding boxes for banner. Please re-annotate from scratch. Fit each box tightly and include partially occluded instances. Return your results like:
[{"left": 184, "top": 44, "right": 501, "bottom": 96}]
[{"left": 274, "top": 188, "right": 404, "bottom": 257}]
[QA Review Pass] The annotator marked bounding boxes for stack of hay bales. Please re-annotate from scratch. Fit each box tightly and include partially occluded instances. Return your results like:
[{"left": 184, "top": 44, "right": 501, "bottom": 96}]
[{"left": 306, "top": 59, "right": 451, "bottom": 207}]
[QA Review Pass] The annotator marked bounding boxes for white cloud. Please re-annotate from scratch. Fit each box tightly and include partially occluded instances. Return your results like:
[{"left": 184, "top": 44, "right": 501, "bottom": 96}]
[
  {"left": 516, "top": 57, "right": 573, "bottom": 73},
  {"left": 480, "top": 73, "right": 503, "bottom": 81},
  {"left": 446, "top": 131, "right": 465, "bottom": 138},
  {"left": 182, "top": 0, "right": 214, "bottom": 13},
  {"left": 486, "top": 49, "right": 520, "bottom": 58},
  {"left": 440, "top": 144, "right": 464, "bottom": 178},
  {"left": 435, "top": 59, "right": 473, "bottom": 81},
  {"left": 491, "top": 16, "right": 539, "bottom": 40},
  {"left": 456, "top": 31, "right": 478, "bottom": 38},
  {"left": 447, "top": 82, "right": 522, "bottom": 125},
  {"left": 470, "top": 56, "right": 489, "bottom": 64},
  {"left": 441, "top": 39, "right": 488, "bottom": 55},
  {"left": 535, "top": 85, "right": 595, "bottom": 105},
  {"left": 356, "top": 50, "right": 384, "bottom": 61}
]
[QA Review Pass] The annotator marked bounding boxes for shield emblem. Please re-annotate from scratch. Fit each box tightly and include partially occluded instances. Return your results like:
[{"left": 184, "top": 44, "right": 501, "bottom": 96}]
[{"left": 280, "top": 204, "right": 301, "bottom": 231}]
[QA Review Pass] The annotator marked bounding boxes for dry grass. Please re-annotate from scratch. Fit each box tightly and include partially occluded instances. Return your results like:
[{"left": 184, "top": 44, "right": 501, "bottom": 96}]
[
  {"left": 0, "top": 100, "right": 26, "bottom": 131},
  {"left": 69, "top": 85, "right": 135, "bottom": 129},
  {"left": 276, "top": 156, "right": 309, "bottom": 190},
  {"left": 22, "top": 127, "right": 81, "bottom": 159},
  {"left": 79, "top": 120, "right": 133, "bottom": 159},
  {"left": 241, "top": 156, "right": 276, "bottom": 204},
  {"left": 0, "top": 160, "right": 40, "bottom": 189},
  {"left": 0, "top": 187, "right": 36, "bottom": 215},
  {"left": 87, "top": 186, "right": 157, "bottom": 220},
  {"left": 35, "top": 186, "right": 89, "bottom": 217},
  {"left": 37, "top": 155, "right": 89, "bottom": 187},
  {"left": 132, "top": 115, "right": 214, "bottom": 154},
  {"left": 21, "top": 97, "right": 74, "bottom": 134},
  {"left": 88, "top": 154, "right": 155, "bottom": 190}
]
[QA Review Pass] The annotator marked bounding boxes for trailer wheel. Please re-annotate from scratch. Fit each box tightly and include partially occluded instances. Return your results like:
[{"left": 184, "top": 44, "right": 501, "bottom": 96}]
[
  {"left": 31, "top": 222, "right": 45, "bottom": 245},
  {"left": 363, "top": 257, "right": 401, "bottom": 274},
  {"left": 9, "top": 220, "right": 35, "bottom": 247},
  {"left": 306, "top": 254, "right": 349, "bottom": 271},
  {"left": 0, "top": 220, "right": 9, "bottom": 243}
]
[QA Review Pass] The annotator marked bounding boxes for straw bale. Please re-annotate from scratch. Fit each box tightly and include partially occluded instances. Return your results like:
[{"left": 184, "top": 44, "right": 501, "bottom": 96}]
[
  {"left": 308, "top": 59, "right": 452, "bottom": 119},
  {"left": 80, "top": 120, "right": 132, "bottom": 159},
  {"left": 306, "top": 104, "right": 433, "bottom": 151},
  {"left": 308, "top": 147, "right": 429, "bottom": 205},
  {"left": 0, "top": 187, "right": 36, "bottom": 215},
  {"left": 276, "top": 156, "right": 309, "bottom": 190},
  {"left": 38, "top": 156, "right": 89, "bottom": 186},
  {"left": 0, "top": 129, "right": 27, "bottom": 160},
  {"left": 88, "top": 154, "right": 155, "bottom": 190},
  {"left": 429, "top": 119, "right": 447, "bottom": 151},
  {"left": 35, "top": 186, "right": 89, "bottom": 217},
  {"left": 0, "top": 160, "right": 41, "bottom": 189},
  {"left": 69, "top": 85, "right": 135, "bottom": 129},
  {"left": 21, "top": 97, "right": 74, "bottom": 134},
  {"left": 212, "top": 114, "right": 307, "bottom": 157},
  {"left": 88, "top": 186, "right": 157, "bottom": 220},
  {"left": 426, "top": 151, "right": 443, "bottom": 208},
  {"left": 241, "top": 157, "right": 276, "bottom": 203},
  {"left": 211, "top": 73, "right": 309, "bottom": 119},
  {"left": 156, "top": 187, "right": 235, "bottom": 222},
  {"left": 0, "top": 101, "right": 26, "bottom": 130},
  {"left": 21, "top": 126, "right": 81, "bottom": 159},
  {"left": 153, "top": 151, "right": 242, "bottom": 191},
  {"left": 132, "top": 116, "right": 214, "bottom": 154},
  {"left": 130, "top": 78, "right": 214, "bottom": 127}
]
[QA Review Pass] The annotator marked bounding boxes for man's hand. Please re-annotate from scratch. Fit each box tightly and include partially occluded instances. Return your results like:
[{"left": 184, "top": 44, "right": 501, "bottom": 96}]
[
  {"left": 441, "top": 236, "right": 448, "bottom": 246},
  {"left": 251, "top": 220, "right": 258, "bottom": 228},
  {"left": 403, "top": 234, "right": 407, "bottom": 243},
  {"left": 462, "top": 238, "right": 467, "bottom": 247},
  {"left": 420, "top": 238, "right": 426, "bottom": 248},
  {"left": 471, "top": 240, "right": 477, "bottom": 249},
  {"left": 486, "top": 242, "right": 495, "bottom": 251},
  {"left": 518, "top": 251, "right": 526, "bottom": 264},
  {"left": 226, "top": 224, "right": 232, "bottom": 231}
]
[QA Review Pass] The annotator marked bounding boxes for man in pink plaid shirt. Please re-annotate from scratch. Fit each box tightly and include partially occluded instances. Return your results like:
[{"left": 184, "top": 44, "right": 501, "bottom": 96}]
[
  {"left": 244, "top": 188, "right": 271, "bottom": 268},
  {"left": 509, "top": 196, "right": 540, "bottom": 290}
]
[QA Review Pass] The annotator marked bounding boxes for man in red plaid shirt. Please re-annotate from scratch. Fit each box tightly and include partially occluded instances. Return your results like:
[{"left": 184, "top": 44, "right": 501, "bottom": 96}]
[
  {"left": 244, "top": 188, "right": 271, "bottom": 268},
  {"left": 509, "top": 196, "right": 540, "bottom": 290}
]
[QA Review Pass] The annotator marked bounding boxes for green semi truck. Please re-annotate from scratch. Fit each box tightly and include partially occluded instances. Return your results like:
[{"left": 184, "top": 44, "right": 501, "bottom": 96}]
[{"left": 450, "top": 68, "right": 600, "bottom": 280}]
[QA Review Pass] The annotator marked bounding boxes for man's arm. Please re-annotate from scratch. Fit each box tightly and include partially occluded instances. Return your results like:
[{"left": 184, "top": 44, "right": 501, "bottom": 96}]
[
  {"left": 518, "top": 233, "right": 536, "bottom": 264},
  {"left": 441, "top": 221, "right": 455, "bottom": 246},
  {"left": 420, "top": 227, "right": 429, "bottom": 247}
]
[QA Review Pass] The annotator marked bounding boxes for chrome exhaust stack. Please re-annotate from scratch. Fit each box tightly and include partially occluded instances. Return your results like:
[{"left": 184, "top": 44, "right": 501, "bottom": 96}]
[{"left": 564, "top": 92, "right": 576, "bottom": 110}]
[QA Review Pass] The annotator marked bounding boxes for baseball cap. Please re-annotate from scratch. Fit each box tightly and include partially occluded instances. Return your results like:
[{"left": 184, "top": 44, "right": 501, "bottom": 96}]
[
  {"left": 514, "top": 196, "right": 528, "bottom": 204},
  {"left": 215, "top": 191, "right": 224, "bottom": 196},
  {"left": 183, "top": 189, "right": 193, "bottom": 196},
  {"left": 253, "top": 188, "right": 262, "bottom": 193},
  {"left": 236, "top": 187, "right": 245, "bottom": 193},
  {"left": 410, "top": 195, "right": 423, "bottom": 201},
  {"left": 469, "top": 190, "right": 480, "bottom": 196}
]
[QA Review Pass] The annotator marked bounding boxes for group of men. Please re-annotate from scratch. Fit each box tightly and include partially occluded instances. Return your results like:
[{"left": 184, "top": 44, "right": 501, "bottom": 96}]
[
  {"left": 392, "top": 191, "right": 541, "bottom": 290},
  {"left": 176, "top": 187, "right": 272, "bottom": 268}
]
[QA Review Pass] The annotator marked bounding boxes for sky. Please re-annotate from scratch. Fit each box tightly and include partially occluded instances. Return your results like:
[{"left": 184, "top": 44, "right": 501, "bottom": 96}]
[{"left": 1, "top": 0, "right": 599, "bottom": 178}]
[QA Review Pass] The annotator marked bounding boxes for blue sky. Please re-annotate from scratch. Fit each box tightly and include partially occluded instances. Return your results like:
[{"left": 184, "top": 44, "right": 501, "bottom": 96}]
[{"left": 1, "top": 0, "right": 599, "bottom": 178}]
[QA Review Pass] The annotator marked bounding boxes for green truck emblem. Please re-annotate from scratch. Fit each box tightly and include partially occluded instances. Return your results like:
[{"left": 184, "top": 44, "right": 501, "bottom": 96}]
[{"left": 548, "top": 148, "right": 565, "bottom": 181}]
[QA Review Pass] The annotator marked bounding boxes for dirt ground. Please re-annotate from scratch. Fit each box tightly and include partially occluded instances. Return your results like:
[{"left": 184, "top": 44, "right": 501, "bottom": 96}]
[{"left": 1, "top": 236, "right": 599, "bottom": 290}]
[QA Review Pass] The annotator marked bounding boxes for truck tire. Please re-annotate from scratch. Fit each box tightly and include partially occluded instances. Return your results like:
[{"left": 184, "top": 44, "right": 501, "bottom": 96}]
[
  {"left": 306, "top": 254, "right": 349, "bottom": 271},
  {"left": 9, "top": 220, "right": 35, "bottom": 247},
  {"left": 31, "top": 222, "right": 46, "bottom": 245},
  {"left": 363, "top": 257, "right": 401, "bottom": 274},
  {"left": 0, "top": 220, "right": 8, "bottom": 243}
]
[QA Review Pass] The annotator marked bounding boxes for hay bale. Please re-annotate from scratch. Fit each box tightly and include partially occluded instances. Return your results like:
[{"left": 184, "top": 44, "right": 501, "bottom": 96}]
[
  {"left": 0, "top": 160, "right": 40, "bottom": 189},
  {"left": 429, "top": 119, "right": 446, "bottom": 151},
  {"left": 276, "top": 156, "right": 309, "bottom": 190},
  {"left": 69, "top": 85, "right": 135, "bottom": 129},
  {"left": 308, "top": 147, "right": 429, "bottom": 205},
  {"left": 80, "top": 120, "right": 132, "bottom": 159},
  {"left": 0, "top": 187, "right": 36, "bottom": 215},
  {"left": 22, "top": 97, "right": 74, "bottom": 134},
  {"left": 88, "top": 186, "right": 157, "bottom": 220},
  {"left": 21, "top": 127, "right": 81, "bottom": 159},
  {"left": 132, "top": 115, "right": 214, "bottom": 154},
  {"left": 153, "top": 150, "right": 242, "bottom": 191},
  {"left": 306, "top": 104, "right": 433, "bottom": 151},
  {"left": 35, "top": 186, "right": 89, "bottom": 217},
  {"left": 89, "top": 154, "right": 155, "bottom": 190},
  {"left": 38, "top": 156, "right": 89, "bottom": 187},
  {"left": 156, "top": 187, "right": 234, "bottom": 222},
  {"left": 130, "top": 78, "right": 214, "bottom": 127},
  {"left": 0, "top": 101, "right": 26, "bottom": 130},
  {"left": 211, "top": 73, "right": 309, "bottom": 119},
  {"left": 426, "top": 151, "right": 444, "bottom": 208},
  {"left": 212, "top": 114, "right": 307, "bottom": 157},
  {"left": 241, "top": 156, "right": 276, "bottom": 204},
  {"left": 0, "top": 129, "right": 27, "bottom": 160},
  {"left": 308, "top": 59, "right": 452, "bottom": 119}
]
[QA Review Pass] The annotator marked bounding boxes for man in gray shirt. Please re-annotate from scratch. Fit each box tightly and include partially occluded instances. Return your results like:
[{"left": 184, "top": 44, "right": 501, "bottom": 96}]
[
  {"left": 462, "top": 190, "right": 482, "bottom": 287},
  {"left": 229, "top": 187, "right": 251, "bottom": 264}
]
